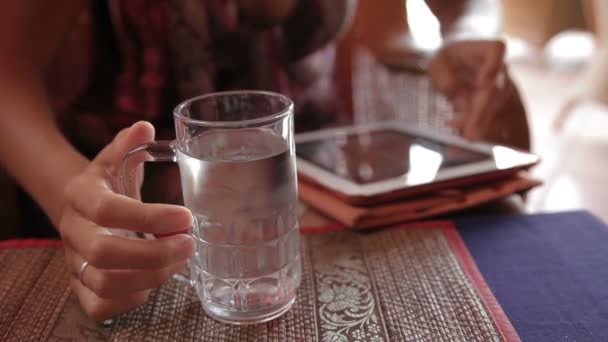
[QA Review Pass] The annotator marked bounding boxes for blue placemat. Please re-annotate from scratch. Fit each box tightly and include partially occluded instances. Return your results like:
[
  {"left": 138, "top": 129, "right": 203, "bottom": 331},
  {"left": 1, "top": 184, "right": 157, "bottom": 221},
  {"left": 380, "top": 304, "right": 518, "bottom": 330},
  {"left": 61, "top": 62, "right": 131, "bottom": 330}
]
[{"left": 456, "top": 210, "right": 608, "bottom": 342}]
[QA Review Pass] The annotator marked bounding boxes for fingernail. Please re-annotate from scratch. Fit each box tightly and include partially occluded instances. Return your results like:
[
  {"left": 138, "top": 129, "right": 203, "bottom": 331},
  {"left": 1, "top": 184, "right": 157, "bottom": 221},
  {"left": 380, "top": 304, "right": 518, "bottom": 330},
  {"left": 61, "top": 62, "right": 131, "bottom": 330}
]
[
  {"left": 164, "top": 207, "right": 193, "bottom": 228},
  {"left": 131, "top": 121, "right": 154, "bottom": 132},
  {"left": 174, "top": 234, "right": 195, "bottom": 258},
  {"left": 131, "top": 121, "right": 146, "bottom": 128},
  {"left": 152, "top": 207, "right": 192, "bottom": 238}
]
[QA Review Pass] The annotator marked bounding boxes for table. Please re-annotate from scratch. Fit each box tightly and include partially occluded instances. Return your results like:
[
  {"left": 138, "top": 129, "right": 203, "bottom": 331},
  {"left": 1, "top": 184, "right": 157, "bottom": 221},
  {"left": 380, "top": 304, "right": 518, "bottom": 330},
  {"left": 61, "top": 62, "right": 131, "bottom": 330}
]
[
  {"left": 457, "top": 210, "right": 608, "bottom": 342},
  {"left": 2, "top": 208, "right": 607, "bottom": 341},
  {"left": 3, "top": 45, "right": 603, "bottom": 341}
]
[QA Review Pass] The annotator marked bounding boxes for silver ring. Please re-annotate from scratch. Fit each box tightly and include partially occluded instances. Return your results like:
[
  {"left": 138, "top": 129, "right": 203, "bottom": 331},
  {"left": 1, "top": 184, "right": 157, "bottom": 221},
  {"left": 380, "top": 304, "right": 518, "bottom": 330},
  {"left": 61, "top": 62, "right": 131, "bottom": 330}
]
[{"left": 79, "top": 261, "right": 89, "bottom": 285}]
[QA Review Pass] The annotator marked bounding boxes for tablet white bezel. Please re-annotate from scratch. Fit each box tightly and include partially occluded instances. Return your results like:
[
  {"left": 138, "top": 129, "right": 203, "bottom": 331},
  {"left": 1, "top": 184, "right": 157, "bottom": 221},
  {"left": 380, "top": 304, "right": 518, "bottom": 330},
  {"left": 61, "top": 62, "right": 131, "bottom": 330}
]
[{"left": 295, "top": 121, "right": 539, "bottom": 197}]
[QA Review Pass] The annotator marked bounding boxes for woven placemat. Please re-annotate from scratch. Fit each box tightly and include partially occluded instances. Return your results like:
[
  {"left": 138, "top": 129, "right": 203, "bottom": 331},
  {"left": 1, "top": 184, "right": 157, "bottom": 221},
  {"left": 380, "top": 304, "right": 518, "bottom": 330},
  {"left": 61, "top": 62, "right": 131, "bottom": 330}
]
[{"left": 0, "top": 223, "right": 518, "bottom": 342}]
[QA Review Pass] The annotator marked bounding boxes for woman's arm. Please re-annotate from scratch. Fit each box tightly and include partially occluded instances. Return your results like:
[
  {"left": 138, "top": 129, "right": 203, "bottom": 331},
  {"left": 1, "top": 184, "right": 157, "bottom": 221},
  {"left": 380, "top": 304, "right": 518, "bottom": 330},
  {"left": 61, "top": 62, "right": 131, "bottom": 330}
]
[
  {"left": 0, "top": 2, "right": 196, "bottom": 321},
  {"left": 0, "top": 1, "right": 88, "bottom": 226}
]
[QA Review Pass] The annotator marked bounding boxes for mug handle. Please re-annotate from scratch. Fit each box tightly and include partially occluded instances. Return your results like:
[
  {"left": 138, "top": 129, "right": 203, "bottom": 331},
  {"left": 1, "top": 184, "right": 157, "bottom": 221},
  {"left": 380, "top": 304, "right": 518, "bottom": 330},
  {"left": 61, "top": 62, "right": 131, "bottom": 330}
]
[
  {"left": 117, "top": 140, "right": 193, "bottom": 284},
  {"left": 118, "top": 140, "right": 176, "bottom": 199}
]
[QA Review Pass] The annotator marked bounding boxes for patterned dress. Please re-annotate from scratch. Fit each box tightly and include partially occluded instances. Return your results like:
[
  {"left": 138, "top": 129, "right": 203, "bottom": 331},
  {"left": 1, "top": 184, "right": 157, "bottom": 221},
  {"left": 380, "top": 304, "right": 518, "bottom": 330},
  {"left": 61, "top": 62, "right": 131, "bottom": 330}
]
[{"left": 53, "top": 0, "right": 353, "bottom": 155}]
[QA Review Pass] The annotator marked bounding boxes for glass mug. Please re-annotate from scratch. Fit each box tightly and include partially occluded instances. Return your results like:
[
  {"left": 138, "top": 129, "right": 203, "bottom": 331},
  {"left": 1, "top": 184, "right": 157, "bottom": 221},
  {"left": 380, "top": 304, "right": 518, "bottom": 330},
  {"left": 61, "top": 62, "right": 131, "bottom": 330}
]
[{"left": 118, "top": 91, "right": 302, "bottom": 324}]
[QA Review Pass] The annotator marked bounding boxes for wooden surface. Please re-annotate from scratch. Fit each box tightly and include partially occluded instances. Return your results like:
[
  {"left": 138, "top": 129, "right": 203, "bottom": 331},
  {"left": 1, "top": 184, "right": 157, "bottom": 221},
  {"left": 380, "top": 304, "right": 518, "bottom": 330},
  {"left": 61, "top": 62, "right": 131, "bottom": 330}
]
[{"left": 502, "top": 0, "right": 586, "bottom": 48}]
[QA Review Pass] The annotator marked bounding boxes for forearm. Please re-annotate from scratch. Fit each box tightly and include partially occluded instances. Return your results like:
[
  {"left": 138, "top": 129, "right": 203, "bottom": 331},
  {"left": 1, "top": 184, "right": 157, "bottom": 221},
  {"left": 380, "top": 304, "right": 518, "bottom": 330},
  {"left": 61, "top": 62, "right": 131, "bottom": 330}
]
[
  {"left": 0, "top": 59, "right": 88, "bottom": 226},
  {"left": 0, "top": 0, "right": 88, "bottom": 226}
]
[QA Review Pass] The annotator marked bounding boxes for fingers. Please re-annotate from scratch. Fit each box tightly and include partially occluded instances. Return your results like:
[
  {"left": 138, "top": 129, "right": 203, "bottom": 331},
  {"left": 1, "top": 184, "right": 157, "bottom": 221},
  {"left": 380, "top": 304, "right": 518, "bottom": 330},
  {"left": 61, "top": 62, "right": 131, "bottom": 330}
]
[
  {"left": 428, "top": 50, "right": 461, "bottom": 98},
  {"left": 476, "top": 41, "right": 506, "bottom": 87},
  {"left": 451, "top": 88, "right": 473, "bottom": 115},
  {"left": 433, "top": 40, "right": 505, "bottom": 92},
  {"left": 447, "top": 115, "right": 466, "bottom": 132},
  {"left": 65, "top": 178, "right": 192, "bottom": 234},
  {"left": 60, "top": 121, "right": 188, "bottom": 321},
  {"left": 70, "top": 276, "right": 151, "bottom": 321},
  {"left": 96, "top": 121, "right": 155, "bottom": 168},
  {"left": 446, "top": 88, "right": 471, "bottom": 135},
  {"left": 433, "top": 40, "right": 509, "bottom": 141},
  {"left": 61, "top": 211, "right": 195, "bottom": 269},
  {"left": 463, "top": 73, "right": 515, "bottom": 141},
  {"left": 463, "top": 86, "right": 495, "bottom": 140},
  {"left": 66, "top": 247, "right": 187, "bottom": 299}
]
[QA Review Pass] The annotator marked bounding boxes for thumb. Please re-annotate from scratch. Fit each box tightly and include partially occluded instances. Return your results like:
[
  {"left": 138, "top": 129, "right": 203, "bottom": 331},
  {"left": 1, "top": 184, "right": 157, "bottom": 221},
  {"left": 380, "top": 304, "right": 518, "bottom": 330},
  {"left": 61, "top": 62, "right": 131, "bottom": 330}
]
[
  {"left": 95, "top": 121, "right": 156, "bottom": 167},
  {"left": 428, "top": 52, "right": 460, "bottom": 98}
]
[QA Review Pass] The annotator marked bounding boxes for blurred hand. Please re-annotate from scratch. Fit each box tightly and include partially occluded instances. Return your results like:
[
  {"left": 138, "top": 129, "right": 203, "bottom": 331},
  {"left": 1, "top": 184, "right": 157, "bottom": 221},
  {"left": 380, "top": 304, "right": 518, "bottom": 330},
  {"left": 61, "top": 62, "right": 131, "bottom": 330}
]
[
  {"left": 58, "top": 121, "right": 195, "bottom": 321},
  {"left": 428, "top": 40, "right": 529, "bottom": 149}
]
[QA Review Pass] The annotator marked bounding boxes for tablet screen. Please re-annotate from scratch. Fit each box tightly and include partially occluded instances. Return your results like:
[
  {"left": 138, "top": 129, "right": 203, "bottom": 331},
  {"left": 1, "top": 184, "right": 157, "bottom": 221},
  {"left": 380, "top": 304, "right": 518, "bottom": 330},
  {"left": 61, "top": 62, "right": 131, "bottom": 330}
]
[{"left": 296, "top": 129, "right": 492, "bottom": 185}]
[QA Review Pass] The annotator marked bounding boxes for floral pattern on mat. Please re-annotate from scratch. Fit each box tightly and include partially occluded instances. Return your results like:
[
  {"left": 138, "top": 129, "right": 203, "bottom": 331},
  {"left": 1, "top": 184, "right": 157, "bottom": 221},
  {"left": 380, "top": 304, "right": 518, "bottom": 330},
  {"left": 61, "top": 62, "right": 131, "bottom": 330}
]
[
  {"left": 312, "top": 233, "right": 386, "bottom": 342},
  {"left": 0, "top": 225, "right": 509, "bottom": 341}
]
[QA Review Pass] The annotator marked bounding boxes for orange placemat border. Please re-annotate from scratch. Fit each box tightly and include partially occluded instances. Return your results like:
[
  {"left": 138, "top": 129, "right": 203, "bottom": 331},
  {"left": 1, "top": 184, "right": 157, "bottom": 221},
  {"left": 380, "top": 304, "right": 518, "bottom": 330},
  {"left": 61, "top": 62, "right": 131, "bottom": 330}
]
[
  {"left": 1, "top": 221, "right": 520, "bottom": 341},
  {"left": 0, "top": 238, "right": 63, "bottom": 249}
]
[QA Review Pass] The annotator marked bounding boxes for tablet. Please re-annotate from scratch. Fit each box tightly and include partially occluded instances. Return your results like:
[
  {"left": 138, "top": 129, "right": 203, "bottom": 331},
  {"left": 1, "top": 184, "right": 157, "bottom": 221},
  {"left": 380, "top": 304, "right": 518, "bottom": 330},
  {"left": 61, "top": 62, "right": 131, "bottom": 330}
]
[{"left": 295, "top": 122, "right": 539, "bottom": 204}]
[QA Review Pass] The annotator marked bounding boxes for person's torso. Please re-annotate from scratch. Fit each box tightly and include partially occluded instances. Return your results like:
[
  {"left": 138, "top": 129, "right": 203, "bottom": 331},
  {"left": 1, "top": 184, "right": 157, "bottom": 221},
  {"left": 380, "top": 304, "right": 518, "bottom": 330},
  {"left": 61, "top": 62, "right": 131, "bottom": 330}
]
[{"left": 48, "top": 0, "right": 346, "bottom": 155}]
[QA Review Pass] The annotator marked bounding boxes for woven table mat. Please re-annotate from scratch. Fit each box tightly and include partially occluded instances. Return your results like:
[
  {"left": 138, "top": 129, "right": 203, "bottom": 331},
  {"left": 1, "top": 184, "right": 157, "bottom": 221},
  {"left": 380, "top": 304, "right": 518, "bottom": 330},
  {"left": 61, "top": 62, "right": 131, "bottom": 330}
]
[{"left": 0, "top": 223, "right": 518, "bottom": 342}]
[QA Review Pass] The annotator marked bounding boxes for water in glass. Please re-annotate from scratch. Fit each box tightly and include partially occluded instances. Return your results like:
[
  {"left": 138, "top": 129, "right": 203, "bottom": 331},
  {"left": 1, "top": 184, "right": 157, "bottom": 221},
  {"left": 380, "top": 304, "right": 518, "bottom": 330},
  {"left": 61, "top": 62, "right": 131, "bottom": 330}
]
[{"left": 177, "top": 128, "right": 301, "bottom": 324}]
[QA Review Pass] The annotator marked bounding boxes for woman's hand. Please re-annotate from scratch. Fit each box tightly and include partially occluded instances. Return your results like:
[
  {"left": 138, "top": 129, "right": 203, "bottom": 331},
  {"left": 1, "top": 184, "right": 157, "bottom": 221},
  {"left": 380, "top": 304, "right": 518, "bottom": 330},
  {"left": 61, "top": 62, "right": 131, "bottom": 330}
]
[
  {"left": 58, "top": 121, "right": 195, "bottom": 321},
  {"left": 428, "top": 40, "right": 530, "bottom": 149}
]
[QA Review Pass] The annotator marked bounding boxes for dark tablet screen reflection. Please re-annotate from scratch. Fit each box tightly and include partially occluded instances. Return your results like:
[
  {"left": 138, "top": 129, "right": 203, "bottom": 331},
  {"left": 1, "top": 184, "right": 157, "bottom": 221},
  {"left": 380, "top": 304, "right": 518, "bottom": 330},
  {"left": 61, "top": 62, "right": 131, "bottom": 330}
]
[{"left": 296, "top": 129, "right": 491, "bottom": 185}]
